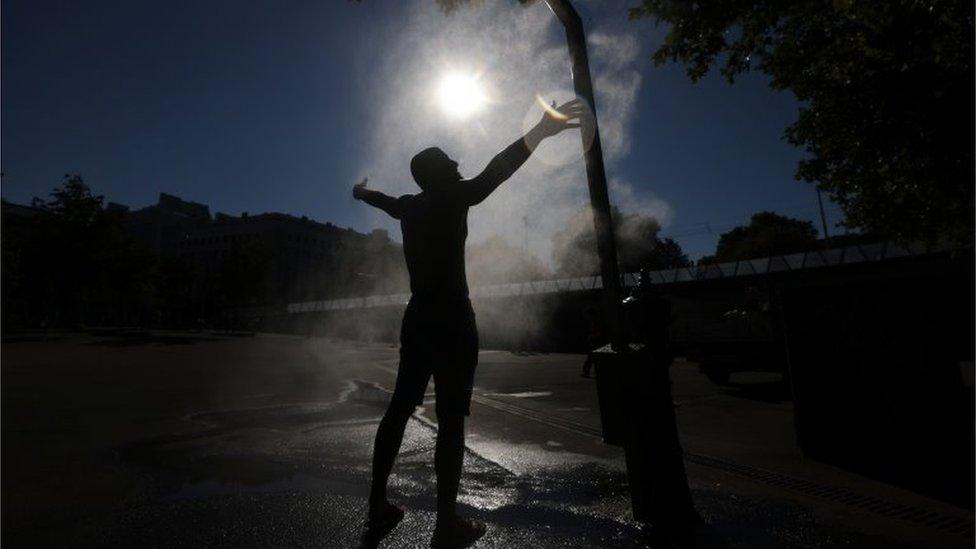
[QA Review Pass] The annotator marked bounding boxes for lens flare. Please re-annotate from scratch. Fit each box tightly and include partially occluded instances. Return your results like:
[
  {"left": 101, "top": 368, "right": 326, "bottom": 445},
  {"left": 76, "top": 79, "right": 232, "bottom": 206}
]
[
  {"left": 523, "top": 90, "right": 595, "bottom": 167},
  {"left": 535, "top": 94, "right": 569, "bottom": 122},
  {"left": 438, "top": 72, "right": 487, "bottom": 118}
]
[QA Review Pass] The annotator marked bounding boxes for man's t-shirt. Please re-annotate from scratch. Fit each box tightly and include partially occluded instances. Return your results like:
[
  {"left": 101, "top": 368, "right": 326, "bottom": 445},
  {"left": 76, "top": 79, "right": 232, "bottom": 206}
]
[
  {"left": 378, "top": 138, "right": 533, "bottom": 301},
  {"left": 395, "top": 189, "right": 471, "bottom": 300}
]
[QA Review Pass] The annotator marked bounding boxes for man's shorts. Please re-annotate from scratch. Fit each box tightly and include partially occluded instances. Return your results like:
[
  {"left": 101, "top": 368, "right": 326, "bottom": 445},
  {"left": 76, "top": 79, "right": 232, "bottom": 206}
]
[{"left": 389, "top": 296, "right": 478, "bottom": 416}]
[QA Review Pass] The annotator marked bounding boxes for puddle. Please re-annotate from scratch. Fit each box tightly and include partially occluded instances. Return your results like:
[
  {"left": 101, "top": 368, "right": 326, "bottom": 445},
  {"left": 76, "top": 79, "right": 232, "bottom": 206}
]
[
  {"left": 464, "top": 438, "right": 620, "bottom": 477},
  {"left": 117, "top": 379, "right": 621, "bottom": 532},
  {"left": 457, "top": 480, "right": 519, "bottom": 511},
  {"left": 483, "top": 391, "right": 553, "bottom": 399},
  {"left": 118, "top": 380, "right": 398, "bottom": 499}
]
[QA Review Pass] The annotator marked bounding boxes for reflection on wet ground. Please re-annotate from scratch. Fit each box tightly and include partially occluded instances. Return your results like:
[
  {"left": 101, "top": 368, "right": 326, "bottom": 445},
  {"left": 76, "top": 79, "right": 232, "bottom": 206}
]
[
  {"left": 88, "top": 335, "right": 221, "bottom": 347},
  {"left": 482, "top": 391, "right": 554, "bottom": 398},
  {"left": 93, "top": 384, "right": 889, "bottom": 548},
  {"left": 4, "top": 334, "right": 958, "bottom": 548}
]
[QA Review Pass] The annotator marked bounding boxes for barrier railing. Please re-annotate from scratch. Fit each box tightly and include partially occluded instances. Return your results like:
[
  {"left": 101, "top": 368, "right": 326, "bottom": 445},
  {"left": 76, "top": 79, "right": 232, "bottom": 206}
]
[{"left": 285, "top": 241, "right": 948, "bottom": 314}]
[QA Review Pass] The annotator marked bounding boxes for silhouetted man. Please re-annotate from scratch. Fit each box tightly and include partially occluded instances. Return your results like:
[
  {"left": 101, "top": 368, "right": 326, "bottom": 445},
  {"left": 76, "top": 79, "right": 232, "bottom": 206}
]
[{"left": 353, "top": 98, "right": 583, "bottom": 547}]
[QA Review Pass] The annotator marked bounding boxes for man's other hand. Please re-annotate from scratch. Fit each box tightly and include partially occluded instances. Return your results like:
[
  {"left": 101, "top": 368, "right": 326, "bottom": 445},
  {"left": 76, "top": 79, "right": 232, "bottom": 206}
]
[{"left": 353, "top": 177, "right": 368, "bottom": 200}]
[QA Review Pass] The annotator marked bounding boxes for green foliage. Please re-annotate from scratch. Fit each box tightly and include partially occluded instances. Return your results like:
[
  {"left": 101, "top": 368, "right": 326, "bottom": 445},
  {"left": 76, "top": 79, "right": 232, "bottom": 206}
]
[
  {"left": 708, "top": 211, "right": 819, "bottom": 263},
  {"left": 553, "top": 206, "right": 691, "bottom": 276},
  {"left": 44, "top": 175, "right": 106, "bottom": 227},
  {"left": 647, "top": 237, "right": 692, "bottom": 270},
  {"left": 15, "top": 175, "right": 157, "bottom": 326},
  {"left": 630, "top": 0, "right": 974, "bottom": 242}
]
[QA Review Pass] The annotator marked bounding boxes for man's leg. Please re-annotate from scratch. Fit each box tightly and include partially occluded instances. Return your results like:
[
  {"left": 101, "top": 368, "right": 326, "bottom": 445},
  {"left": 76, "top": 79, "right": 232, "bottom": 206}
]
[
  {"left": 434, "top": 410, "right": 465, "bottom": 520},
  {"left": 431, "top": 375, "right": 486, "bottom": 545},
  {"left": 431, "top": 303, "right": 485, "bottom": 546},
  {"left": 369, "top": 302, "right": 427, "bottom": 516},
  {"left": 369, "top": 402, "right": 413, "bottom": 513},
  {"left": 431, "top": 407, "right": 485, "bottom": 547}
]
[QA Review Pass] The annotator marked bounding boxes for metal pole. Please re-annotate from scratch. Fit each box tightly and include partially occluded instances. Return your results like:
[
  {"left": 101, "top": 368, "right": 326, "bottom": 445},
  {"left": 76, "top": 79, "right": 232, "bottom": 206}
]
[
  {"left": 543, "top": 0, "right": 623, "bottom": 348},
  {"left": 816, "top": 187, "right": 831, "bottom": 243}
]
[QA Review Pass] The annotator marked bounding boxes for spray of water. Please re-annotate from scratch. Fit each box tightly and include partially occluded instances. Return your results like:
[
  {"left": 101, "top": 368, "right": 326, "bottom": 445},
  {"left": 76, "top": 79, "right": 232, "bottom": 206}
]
[
  {"left": 324, "top": 0, "right": 675, "bottom": 347},
  {"left": 355, "top": 0, "right": 669, "bottom": 265}
]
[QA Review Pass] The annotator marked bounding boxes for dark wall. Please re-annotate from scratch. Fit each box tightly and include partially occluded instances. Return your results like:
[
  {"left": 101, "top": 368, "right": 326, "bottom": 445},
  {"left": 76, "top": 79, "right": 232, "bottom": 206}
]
[{"left": 780, "top": 249, "right": 974, "bottom": 508}]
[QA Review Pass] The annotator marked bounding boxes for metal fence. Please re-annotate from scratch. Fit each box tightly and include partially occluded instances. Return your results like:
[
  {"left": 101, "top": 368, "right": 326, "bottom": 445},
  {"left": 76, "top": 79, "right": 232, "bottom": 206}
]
[{"left": 286, "top": 240, "right": 947, "bottom": 314}]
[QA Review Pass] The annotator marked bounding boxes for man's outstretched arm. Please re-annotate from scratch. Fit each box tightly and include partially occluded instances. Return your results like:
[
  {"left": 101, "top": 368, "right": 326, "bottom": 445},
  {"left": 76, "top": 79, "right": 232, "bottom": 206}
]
[
  {"left": 352, "top": 178, "right": 403, "bottom": 219},
  {"left": 462, "top": 98, "right": 584, "bottom": 206}
]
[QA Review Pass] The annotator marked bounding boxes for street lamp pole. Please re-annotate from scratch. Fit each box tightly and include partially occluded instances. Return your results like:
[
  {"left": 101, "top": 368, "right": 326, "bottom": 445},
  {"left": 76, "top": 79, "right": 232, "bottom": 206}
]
[
  {"left": 816, "top": 187, "right": 831, "bottom": 245},
  {"left": 542, "top": 4, "right": 700, "bottom": 538},
  {"left": 543, "top": 0, "right": 623, "bottom": 349}
]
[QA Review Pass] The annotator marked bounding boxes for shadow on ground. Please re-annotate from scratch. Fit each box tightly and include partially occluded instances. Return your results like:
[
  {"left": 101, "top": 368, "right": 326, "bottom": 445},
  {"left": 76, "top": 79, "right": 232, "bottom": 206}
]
[
  {"left": 719, "top": 378, "right": 792, "bottom": 403},
  {"left": 25, "top": 382, "right": 884, "bottom": 548}
]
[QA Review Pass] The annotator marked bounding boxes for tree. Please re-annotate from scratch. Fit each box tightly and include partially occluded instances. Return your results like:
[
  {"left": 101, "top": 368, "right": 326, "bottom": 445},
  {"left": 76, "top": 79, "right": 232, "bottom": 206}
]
[
  {"left": 648, "top": 237, "right": 692, "bottom": 270},
  {"left": 705, "top": 211, "right": 819, "bottom": 263},
  {"left": 553, "top": 206, "right": 691, "bottom": 276},
  {"left": 630, "top": 0, "right": 974, "bottom": 243},
  {"left": 20, "top": 175, "right": 156, "bottom": 326}
]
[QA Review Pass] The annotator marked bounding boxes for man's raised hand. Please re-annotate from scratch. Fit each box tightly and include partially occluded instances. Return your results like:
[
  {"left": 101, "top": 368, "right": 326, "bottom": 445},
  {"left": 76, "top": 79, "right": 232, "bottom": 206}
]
[{"left": 537, "top": 98, "right": 585, "bottom": 137}]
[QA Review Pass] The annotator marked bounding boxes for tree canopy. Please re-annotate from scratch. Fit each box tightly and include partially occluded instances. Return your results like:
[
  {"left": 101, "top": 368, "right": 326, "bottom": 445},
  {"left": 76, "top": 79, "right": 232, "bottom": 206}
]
[
  {"left": 12, "top": 175, "right": 156, "bottom": 326},
  {"left": 552, "top": 206, "right": 691, "bottom": 276},
  {"left": 704, "top": 211, "right": 819, "bottom": 263},
  {"left": 630, "top": 0, "right": 974, "bottom": 243}
]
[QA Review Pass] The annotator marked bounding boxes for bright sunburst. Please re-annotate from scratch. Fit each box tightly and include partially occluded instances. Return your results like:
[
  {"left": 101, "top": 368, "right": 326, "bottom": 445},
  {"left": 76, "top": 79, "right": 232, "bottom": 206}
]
[{"left": 437, "top": 72, "right": 487, "bottom": 119}]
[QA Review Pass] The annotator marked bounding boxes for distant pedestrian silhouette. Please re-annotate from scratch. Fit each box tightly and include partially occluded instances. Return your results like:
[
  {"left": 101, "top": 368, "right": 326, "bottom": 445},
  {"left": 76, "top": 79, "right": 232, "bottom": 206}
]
[{"left": 354, "top": 98, "right": 583, "bottom": 548}]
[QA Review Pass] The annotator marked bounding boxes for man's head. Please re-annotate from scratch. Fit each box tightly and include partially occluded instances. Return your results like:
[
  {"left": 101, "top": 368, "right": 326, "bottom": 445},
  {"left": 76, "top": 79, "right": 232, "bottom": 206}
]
[{"left": 410, "top": 147, "right": 460, "bottom": 191}]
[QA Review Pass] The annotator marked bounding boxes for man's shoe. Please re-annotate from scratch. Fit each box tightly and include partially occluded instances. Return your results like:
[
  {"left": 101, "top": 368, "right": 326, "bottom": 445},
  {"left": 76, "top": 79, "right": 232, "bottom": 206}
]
[
  {"left": 431, "top": 515, "right": 486, "bottom": 548},
  {"left": 360, "top": 502, "right": 405, "bottom": 548}
]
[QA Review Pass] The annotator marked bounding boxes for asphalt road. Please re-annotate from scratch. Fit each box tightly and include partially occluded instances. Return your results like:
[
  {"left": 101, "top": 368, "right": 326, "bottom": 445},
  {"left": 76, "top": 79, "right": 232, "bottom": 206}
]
[{"left": 2, "top": 331, "right": 971, "bottom": 548}]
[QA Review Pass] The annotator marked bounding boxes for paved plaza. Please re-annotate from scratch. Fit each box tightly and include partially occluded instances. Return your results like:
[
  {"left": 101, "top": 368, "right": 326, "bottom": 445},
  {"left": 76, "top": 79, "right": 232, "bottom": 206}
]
[{"left": 2, "top": 331, "right": 971, "bottom": 547}]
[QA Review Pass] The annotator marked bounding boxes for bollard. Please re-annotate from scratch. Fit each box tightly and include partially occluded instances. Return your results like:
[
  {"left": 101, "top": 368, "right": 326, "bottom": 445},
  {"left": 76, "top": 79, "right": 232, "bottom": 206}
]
[{"left": 593, "top": 270, "right": 699, "bottom": 543}]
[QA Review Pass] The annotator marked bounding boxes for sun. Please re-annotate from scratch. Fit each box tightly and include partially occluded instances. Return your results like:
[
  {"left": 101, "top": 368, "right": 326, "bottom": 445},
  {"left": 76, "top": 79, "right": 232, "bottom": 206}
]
[{"left": 437, "top": 72, "right": 487, "bottom": 119}]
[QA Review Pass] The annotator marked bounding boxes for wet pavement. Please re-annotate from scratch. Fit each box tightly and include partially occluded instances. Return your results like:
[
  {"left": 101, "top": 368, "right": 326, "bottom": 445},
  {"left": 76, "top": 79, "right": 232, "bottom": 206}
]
[
  {"left": 2, "top": 332, "right": 972, "bottom": 548},
  {"left": 46, "top": 386, "right": 884, "bottom": 548}
]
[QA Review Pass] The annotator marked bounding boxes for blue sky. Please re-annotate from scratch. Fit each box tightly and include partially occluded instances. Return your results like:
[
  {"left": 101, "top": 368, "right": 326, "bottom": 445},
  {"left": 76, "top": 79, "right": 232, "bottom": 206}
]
[{"left": 1, "top": 0, "right": 842, "bottom": 261}]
